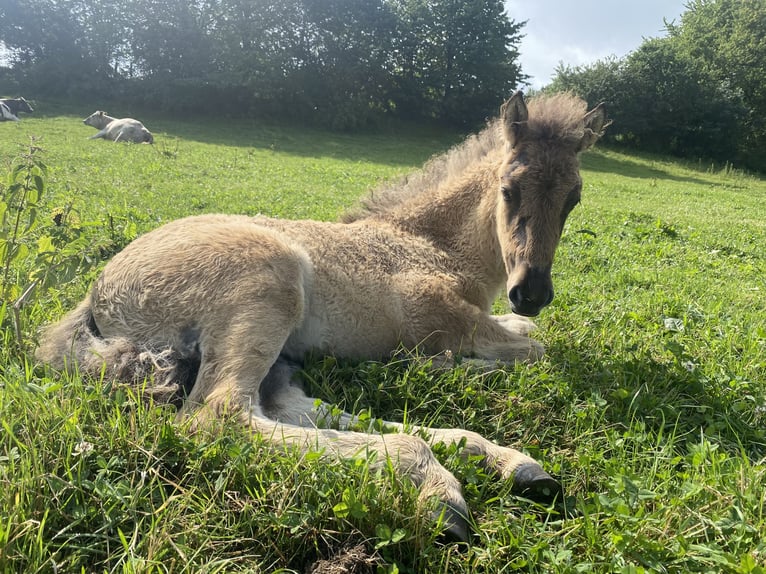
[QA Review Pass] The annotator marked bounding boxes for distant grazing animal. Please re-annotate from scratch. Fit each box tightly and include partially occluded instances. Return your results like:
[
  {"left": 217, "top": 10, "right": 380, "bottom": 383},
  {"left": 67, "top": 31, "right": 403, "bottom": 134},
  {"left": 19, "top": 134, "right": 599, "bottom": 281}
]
[
  {"left": 83, "top": 111, "right": 154, "bottom": 143},
  {"left": 0, "top": 97, "right": 34, "bottom": 120},
  {"left": 38, "top": 92, "right": 609, "bottom": 541}
]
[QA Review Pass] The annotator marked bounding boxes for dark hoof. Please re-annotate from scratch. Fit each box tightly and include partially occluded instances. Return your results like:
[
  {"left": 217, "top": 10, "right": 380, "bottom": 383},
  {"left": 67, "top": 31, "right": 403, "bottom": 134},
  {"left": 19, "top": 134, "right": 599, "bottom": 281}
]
[
  {"left": 431, "top": 503, "right": 471, "bottom": 544},
  {"left": 511, "top": 464, "right": 562, "bottom": 503}
]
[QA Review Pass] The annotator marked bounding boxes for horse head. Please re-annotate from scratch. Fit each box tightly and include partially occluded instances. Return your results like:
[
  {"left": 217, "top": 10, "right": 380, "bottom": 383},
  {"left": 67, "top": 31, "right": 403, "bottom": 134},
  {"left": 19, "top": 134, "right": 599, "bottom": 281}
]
[{"left": 496, "top": 91, "right": 609, "bottom": 317}]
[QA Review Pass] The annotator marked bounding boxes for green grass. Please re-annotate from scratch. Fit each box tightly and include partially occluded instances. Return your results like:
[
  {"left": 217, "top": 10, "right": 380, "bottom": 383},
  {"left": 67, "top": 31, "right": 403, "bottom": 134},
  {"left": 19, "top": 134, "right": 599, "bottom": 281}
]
[{"left": 1, "top": 105, "right": 765, "bottom": 573}]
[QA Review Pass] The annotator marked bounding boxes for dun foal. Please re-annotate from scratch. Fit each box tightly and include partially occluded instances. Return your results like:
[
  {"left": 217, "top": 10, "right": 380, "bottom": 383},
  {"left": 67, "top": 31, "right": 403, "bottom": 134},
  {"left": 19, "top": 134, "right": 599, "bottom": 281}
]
[{"left": 38, "top": 92, "right": 608, "bottom": 541}]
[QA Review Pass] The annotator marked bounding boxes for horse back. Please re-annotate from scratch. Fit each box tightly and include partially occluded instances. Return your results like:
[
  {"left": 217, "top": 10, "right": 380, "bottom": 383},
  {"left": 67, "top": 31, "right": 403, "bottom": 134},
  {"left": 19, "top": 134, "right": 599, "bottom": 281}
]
[{"left": 90, "top": 215, "right": 311, "bottom": 345}]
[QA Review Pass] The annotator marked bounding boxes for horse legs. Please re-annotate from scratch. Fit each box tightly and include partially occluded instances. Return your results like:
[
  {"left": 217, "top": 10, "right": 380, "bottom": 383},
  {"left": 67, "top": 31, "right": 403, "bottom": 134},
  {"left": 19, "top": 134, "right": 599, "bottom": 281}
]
[
  {"left": 258, "top": 359, "right": 560, "bottom": 512},
  {"left": 189, "top": 359, "right": 471, "bottom": 539},
  {"left": 492, "top": 313, "right": 538, "bottom": 336},
  {"left": 177, "top": 306, "right": 471, "bottom": 540},
  {"left": 458, "top": 312, "right": 546, "bottom": 363},
  {"left": 405, "top": 282, "right": 545, "bottom": 363},
  {"left": 249, "top": 414, "right": 471, "bottom": 541}
]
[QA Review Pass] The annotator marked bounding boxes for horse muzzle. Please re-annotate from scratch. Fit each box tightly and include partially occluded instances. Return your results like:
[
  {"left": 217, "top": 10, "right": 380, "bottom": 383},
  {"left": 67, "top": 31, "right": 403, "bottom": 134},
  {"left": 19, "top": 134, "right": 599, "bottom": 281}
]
[{"left": 507, "top": 265, "right": 554, "bottom": 317}]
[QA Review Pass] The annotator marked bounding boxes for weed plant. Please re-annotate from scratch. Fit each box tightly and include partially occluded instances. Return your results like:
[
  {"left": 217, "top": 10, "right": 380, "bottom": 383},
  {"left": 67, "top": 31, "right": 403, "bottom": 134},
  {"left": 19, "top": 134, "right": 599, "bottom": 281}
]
[{"left": 0, "top": 106, "right": 764, "bottom": 573}]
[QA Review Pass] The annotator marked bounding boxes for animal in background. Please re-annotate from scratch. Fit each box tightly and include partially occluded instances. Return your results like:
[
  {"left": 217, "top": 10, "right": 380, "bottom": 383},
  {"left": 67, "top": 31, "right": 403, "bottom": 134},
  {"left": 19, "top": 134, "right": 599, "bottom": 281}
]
[
  {"left": 0, "top": 97, "right": 34, "bottom": 121},
  {"left": 83, "top": 110, "right": 154, "bottom": 143},
  {"left": 0, "top": 102, "right": 18, "bottom": 121}
]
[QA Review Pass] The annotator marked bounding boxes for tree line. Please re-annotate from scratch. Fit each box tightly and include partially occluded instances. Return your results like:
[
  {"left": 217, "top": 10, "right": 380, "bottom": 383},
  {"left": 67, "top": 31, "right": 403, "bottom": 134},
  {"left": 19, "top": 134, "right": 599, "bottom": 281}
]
[
  {"left": 0, "top": 0, "right": 524, "bottom": 128},
  {"left": 2, "top": 0, "right": 764, "bottom": 171},
  {"left": 548, "top": 0, "right": 766, "bottom": 172}
]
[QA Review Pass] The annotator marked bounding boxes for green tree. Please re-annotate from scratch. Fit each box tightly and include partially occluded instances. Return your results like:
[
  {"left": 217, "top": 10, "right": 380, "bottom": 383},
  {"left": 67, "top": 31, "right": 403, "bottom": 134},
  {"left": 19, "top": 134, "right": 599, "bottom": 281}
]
[
  {"left": 617, "top": 38, "right": 742, "bottom": 159},
  {"left": 668, "top": 0, "right": 766, "bottom": 169},
  {"left": 547, "top": 56, "right": 625, "bottom": 123},
  {"left": 547, "top": 9, "right": 755, "bottom": 167},
  {"left": 285, "top": 0, "right": 399, "bottom": 128},
  {"left": 0, "top": 0, "right": 526, "bottom": 127},
  {"left": 389, "top": 0, "right": 525, "bottom": 125},
  {"left": 124, "top": 0, "right": 219, "bottom": 110},
  {"left": 0, "top": 0, "right": 112, "bottom": 96},
  {"left": 211, "top": 0, "right": 300, "bottom": 107}
]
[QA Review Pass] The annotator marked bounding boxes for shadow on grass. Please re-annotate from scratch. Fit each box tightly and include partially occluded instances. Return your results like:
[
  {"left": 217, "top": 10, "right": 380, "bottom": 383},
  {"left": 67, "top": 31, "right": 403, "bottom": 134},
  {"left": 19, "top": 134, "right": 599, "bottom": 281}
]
[
  {"left": 25, "top": 100, "right": 462, "bottom": 168},
  {"left": 583, "top": 148, "right": 712, "bottom": 186},
  {"left": 156, "top": 116, "right": 461, "bottom": 167},
  {"left": 544, "top": 339, "right": 766, "bottom": 461}
]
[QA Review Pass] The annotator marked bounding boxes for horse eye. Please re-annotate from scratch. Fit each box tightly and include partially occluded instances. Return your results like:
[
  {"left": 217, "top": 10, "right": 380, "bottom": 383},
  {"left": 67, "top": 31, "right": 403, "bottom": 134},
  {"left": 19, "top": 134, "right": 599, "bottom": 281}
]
[
  {"left": 501, "top": 182, "right": 520, "bottom": 203},
  {"left": 568, "top": 194, "right": 581, "bottom": 210},
  {"left": 564, "top": 183, "right": 582, "bottom": 212}
]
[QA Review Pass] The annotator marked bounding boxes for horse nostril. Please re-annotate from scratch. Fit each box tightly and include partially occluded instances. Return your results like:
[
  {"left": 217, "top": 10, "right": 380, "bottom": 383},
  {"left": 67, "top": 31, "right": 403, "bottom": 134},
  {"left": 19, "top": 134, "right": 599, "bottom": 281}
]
[
  {"left": 508, "top": 285, "right": 524, "bottom": 309},
  {"left": 508, "top": 283, "right": 553, "bottom": 316}
]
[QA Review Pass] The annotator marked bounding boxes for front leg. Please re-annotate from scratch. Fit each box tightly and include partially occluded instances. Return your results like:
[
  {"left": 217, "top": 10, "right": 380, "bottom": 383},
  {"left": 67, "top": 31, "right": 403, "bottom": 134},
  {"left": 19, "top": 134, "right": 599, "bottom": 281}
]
[
  {"left": 406, "top": 282, "right": 545, "bottom": 364},
  {"left": 260, "top": 360, "right": 561, "bottom": 515},
  {"left": 432, "top": 307, "right": 544, "bottom": 364},
  {"left": 492, "top": 313, "right": 538, "bottom": 336}
]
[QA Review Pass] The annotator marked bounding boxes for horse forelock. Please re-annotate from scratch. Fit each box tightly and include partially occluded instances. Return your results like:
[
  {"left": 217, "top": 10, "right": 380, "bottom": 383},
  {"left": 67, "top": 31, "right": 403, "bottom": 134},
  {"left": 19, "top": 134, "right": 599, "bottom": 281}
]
[
  {"left": 524, "top": 93, "right": 591, "bottom": 148},
  {"left": 342, "top": 92, "right": 591, "bottom": 223}
]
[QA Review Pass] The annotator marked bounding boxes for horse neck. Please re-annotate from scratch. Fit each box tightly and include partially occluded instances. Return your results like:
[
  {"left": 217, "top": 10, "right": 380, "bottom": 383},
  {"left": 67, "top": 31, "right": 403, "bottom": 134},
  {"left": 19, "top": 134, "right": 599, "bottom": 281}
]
[
  {"left": 99, "top": 115, "right": 117, "bottom": 128},
  {"left": 384, "top": 157, "right": 506, "bottom": 306}
]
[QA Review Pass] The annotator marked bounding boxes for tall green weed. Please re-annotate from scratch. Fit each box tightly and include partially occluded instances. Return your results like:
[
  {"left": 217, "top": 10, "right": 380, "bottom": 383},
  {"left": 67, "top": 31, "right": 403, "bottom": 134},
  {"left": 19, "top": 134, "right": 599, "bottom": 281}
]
[{"left": 0, "top": 140, "right": 133, "bottom": 358}]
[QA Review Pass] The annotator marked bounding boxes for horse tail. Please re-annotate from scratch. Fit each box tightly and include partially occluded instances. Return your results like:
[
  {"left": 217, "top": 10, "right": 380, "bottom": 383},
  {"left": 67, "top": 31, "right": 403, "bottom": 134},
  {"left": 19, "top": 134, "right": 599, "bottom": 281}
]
[{"left": 36, "top": 295, "right": 194, "bottom": 403}]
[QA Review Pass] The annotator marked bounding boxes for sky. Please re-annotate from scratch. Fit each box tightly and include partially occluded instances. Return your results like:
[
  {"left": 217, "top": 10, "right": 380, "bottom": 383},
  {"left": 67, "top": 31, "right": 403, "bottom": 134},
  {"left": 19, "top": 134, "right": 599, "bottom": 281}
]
[{"left": 505, "top": 0, "right": 688, "bottom": 89}]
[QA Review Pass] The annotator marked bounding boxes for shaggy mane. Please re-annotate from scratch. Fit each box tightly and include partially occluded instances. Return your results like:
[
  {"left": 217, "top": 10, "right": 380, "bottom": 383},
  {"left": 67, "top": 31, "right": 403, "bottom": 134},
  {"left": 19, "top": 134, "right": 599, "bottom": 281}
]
[{"left": 342, "top": 92, "right": 592, "bottom": 223}]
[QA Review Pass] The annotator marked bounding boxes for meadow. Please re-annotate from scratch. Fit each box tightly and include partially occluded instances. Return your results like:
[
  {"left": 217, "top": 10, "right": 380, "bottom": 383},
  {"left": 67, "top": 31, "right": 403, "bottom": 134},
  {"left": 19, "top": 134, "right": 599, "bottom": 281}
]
[{"left": 0, "top": 104, "right": 764, "bottom": 573}]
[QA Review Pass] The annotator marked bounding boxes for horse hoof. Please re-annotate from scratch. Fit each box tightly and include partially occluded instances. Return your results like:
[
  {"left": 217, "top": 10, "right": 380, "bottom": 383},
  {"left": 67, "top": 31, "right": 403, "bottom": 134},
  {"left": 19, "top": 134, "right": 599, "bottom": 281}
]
[
  {"left": 511, "top": 464, "right": 562, "bottom": 503},
  {"left": 432, "top": 502, "right": 471, "bottom": 544}
]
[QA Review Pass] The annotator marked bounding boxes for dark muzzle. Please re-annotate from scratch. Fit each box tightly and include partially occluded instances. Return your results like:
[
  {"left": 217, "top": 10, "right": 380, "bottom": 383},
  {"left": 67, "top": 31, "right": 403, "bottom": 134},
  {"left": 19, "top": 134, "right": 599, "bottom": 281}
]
[{"left": 508, "top": 266, "right": 554, "bottom": 317}]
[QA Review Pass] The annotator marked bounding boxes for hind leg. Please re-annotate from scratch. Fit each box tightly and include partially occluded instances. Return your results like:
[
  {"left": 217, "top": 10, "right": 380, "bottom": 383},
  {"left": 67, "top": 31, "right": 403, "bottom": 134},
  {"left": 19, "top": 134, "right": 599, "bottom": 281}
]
[
  {"left": 178, "top": 284, "right": 308, "bottom": 426},
  {"left": 187, "top": 345, "right": 472, "bottom": 540},
  {"left": 258, "top": 359, "right": 560, "bottom": 508}
]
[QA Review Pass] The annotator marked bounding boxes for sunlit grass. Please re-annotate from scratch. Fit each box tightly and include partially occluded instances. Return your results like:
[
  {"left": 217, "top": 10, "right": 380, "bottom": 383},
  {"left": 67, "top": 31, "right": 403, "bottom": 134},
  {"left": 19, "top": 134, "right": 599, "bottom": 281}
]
[{"left": 1, "top": 108, "right": 764, "bottom": 573}]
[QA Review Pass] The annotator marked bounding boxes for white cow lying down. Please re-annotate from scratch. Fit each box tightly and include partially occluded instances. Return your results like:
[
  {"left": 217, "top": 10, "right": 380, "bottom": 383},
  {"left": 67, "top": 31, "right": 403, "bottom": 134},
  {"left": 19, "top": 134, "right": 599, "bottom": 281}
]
[{"left": 83, "top": 111, "right": 154, "bottom": 144}]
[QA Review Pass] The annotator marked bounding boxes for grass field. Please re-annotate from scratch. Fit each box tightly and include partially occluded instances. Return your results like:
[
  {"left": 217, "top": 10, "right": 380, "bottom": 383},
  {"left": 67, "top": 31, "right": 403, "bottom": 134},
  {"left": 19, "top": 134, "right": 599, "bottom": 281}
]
[{"left": 1, "top": 104, "right": 765, "bottom": 573}]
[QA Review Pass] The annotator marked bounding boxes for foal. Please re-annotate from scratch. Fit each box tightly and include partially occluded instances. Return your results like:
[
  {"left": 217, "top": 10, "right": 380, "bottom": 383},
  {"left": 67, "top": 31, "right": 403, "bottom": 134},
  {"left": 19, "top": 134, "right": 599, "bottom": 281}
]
[{"left": 38, "top": 92, "right": 608, "bottom": 540}]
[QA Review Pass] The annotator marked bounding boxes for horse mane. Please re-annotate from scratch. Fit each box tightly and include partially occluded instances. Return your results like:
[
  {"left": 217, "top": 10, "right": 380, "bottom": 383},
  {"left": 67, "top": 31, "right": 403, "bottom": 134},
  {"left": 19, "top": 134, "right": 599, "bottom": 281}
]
[
  {"left": 341, "top": 122, "right": 502, "bottom": 223},
  {"left": 342, "top": 92, "right": 591, "bottom": 223}
]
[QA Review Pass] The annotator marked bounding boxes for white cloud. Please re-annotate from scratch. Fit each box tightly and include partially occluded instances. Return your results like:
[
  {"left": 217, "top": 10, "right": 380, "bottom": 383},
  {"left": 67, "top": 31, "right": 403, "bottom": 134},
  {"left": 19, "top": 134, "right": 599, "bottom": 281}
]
[{"left": 505, "top": 0, "right": 686, "bottom": 88}]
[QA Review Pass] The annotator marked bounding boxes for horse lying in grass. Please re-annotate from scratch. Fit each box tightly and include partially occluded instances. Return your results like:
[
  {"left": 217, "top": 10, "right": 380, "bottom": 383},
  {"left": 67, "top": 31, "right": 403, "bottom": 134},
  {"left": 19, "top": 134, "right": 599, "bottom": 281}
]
[
  {"left": 83, "top": 110, "right": 154, "bottom": 143},
  {"left": 37, "top": 91, "right": 609, "bottom": 542}
]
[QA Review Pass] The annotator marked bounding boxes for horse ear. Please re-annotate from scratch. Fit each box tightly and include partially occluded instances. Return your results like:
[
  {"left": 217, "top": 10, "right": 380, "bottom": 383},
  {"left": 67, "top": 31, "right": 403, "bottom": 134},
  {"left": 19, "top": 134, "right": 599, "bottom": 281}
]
[
  {"left": 579, "top": 102, "right": 610, "bottom": 151},
  {"left": 501, "top": 91, "right": 529, "bottom": 148}
]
